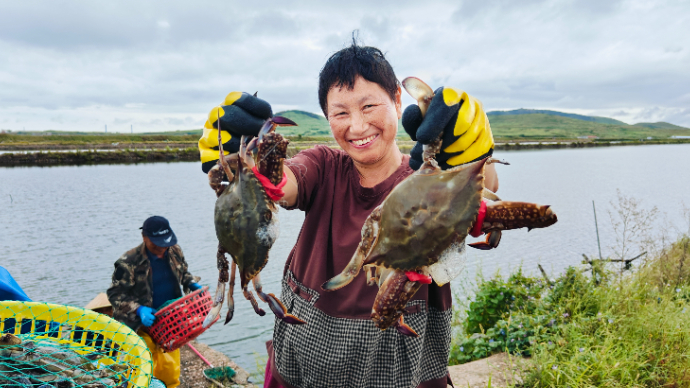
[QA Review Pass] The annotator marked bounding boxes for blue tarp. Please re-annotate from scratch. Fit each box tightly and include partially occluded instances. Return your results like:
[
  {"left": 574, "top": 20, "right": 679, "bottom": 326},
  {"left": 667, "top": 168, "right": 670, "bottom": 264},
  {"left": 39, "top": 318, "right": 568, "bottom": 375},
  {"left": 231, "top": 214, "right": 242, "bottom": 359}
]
[{"left": 0, "top": 266, "right": 31, "bottom": 302}]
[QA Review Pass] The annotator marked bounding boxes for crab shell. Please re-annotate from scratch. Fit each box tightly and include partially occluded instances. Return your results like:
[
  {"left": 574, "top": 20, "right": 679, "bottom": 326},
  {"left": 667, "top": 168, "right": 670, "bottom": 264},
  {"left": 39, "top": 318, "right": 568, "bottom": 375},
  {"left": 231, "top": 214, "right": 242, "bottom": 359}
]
[{"left": 365, "top": 157, "right": 486, "bottom": 271}]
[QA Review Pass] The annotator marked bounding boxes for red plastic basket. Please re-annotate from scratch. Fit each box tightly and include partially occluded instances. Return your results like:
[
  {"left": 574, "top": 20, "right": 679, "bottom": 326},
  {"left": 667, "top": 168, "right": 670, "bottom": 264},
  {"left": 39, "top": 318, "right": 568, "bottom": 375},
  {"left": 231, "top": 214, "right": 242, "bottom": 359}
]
[{"left": 145, "top": 286, "right": 219, "bottom": 352}]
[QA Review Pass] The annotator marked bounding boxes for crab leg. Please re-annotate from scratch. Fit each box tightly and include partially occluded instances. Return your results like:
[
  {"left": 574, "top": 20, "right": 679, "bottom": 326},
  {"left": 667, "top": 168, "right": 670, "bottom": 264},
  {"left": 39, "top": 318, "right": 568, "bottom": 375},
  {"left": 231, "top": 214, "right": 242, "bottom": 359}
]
[
  {"left": 203, "top": 245, "right": 229, "bottom": 328},
  {"left": 242, "top": 284, "right": 266, "bottom": 317},
  {"left": 469, "top": 201, "right": 557, "bottom": 250},
  {"left": 365, "top": 264, "right": 379, "bottom": 286},
  {"left": 224, "top": 260, "right": 236, "bottom": 324},
  {"left": 252, "top": 274, "right": 306, "bottom": 325},
  {"left": 322, "top": 206, "right": 382, "bottom": 291}
]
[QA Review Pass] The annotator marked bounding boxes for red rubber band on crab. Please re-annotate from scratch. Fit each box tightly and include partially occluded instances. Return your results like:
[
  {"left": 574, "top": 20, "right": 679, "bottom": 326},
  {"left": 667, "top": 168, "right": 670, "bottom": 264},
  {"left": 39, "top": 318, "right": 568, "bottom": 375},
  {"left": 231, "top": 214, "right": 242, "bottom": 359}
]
[
  {"left": 405, "top": 271, "right": 432, "bottom": 284},
  {"left": 251, "top": 166, "right": 287, "bottom": 201},
  {"left": 469, "top": 200, "right": 488, "bottom": 238}
]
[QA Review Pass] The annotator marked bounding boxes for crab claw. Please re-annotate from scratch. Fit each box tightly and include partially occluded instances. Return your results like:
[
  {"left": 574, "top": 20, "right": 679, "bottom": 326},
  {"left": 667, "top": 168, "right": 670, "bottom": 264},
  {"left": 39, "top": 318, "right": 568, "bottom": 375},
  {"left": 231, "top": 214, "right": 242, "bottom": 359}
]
[
  {"left": 394, "top": 316, "right": 419, "bottom": 337},
  {"left": 468, "top": 230, "right": 502, "bottom": 250},
  {"left": 402, "top": 76, "right": 434, "bottom": 116},
  {"left": 271, "top": 116, "right": 297, "bottom": 127},
  {"left": 252, "top": 116, "right": 298, "bottom": 149},
  {"left": 265, "top": 293, "right": 306, "bottom": 325}
]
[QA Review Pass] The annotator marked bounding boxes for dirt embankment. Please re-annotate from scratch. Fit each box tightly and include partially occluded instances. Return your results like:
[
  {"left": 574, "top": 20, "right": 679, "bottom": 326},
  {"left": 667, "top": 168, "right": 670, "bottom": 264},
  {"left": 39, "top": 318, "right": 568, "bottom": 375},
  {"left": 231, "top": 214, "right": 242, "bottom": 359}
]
[
  {"left": 447, "top": 353, "right": 530, "bottom": 388},
  {"left": 0, "top": 148, "right": 201, "bottom": 166},
  {"left": 0, "top": 142, "right": 196, "bottom": 151},
  {"left": 180, "top": 341, "right": 258, "bottom": 388}
]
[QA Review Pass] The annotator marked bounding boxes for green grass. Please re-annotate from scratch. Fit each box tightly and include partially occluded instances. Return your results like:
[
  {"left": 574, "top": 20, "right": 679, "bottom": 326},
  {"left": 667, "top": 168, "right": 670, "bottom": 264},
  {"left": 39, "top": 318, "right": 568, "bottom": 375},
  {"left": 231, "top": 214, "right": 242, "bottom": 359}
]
[
  {"left": 524, "top": 238, "right": 690, "bottom": 387},
  {"left": 452, "top": 235, "right": 690, "bottom": 387}
]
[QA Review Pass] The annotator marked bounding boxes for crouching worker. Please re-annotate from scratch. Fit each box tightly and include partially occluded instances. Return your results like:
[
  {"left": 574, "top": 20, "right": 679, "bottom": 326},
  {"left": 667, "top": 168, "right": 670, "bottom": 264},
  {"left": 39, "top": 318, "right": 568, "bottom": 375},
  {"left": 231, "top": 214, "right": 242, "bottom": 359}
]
[{"left": 107, "top": 216, "right": 202, "bottom": 388}]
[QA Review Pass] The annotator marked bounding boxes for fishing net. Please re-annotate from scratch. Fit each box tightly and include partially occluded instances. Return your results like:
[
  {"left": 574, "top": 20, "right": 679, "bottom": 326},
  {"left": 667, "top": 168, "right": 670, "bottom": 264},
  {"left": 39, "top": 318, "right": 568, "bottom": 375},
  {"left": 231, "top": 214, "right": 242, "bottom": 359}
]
[{"left": 0, "top": 301, "right": 152, "bottom": 388}]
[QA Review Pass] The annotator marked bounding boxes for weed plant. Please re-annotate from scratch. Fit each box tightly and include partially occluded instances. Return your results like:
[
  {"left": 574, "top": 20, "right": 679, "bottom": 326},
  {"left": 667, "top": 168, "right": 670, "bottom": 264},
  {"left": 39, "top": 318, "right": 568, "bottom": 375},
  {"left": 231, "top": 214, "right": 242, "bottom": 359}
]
[{"left": 451, "top": 237, "right": 690, "bottom": 387}]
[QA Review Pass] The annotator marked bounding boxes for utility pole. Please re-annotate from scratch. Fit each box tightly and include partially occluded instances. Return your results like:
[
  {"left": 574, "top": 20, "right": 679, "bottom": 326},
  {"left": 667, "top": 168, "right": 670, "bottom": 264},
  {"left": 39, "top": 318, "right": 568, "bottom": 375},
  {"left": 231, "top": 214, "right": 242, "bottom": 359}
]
[
  {"left": 105, "top": 124, "right": 107, "bottom": 133},
  {"left": 131, "top": 124, "right": 133, "bottom": 134}
]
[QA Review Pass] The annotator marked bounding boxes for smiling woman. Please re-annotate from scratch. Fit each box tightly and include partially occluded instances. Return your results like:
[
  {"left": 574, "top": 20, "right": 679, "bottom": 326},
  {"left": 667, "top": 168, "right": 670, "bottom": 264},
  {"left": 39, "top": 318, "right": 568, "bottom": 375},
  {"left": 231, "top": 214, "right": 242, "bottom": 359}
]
[{"left": 200, "top": 38, "right": 497, "bottom": 388}]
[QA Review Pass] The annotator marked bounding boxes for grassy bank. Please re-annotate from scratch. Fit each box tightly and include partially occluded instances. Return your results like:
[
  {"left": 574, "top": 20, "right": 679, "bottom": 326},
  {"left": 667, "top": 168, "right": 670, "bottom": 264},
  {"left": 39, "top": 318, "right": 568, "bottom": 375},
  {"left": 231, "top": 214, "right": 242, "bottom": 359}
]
[
  {"left": 452, "top": 203, "right": 690, "bottom": 386},
  {"left": 0, "top": 144, "right": 316, "bottom": 167},
  {"left": 0, "top": 147, "right": 202, "bottom": 166}
]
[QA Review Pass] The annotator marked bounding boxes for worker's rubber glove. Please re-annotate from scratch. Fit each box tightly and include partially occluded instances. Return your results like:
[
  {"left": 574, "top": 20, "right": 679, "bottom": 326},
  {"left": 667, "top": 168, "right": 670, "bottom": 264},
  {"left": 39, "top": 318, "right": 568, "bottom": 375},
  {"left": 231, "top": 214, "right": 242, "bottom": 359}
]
[
  {"left": 136, "top": 306, "right": 157, "bottom": 327},
  {"left": 402, "top": 87, "right": 494, "bottom": 170},
  {"left": 199, "top": 92, "right": 273, "bottom": 173},
  {"left": 189, "top": 282, "right": 202, "bottom": 291}
]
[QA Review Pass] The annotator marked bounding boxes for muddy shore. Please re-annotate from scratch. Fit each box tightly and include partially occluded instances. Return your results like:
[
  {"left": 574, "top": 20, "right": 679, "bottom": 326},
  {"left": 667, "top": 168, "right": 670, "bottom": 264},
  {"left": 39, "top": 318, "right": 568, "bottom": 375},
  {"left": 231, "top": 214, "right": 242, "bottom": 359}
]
[{"left": 180, "top": 341, "right": 258, "bottom": 388}]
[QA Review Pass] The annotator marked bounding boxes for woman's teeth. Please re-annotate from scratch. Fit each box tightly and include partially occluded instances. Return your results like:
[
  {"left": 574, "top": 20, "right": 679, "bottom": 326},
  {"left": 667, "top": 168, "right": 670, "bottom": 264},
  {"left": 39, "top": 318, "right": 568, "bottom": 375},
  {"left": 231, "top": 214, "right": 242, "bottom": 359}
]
[{"left": 352, "top": 135, "right": 376, "bottom": 146}]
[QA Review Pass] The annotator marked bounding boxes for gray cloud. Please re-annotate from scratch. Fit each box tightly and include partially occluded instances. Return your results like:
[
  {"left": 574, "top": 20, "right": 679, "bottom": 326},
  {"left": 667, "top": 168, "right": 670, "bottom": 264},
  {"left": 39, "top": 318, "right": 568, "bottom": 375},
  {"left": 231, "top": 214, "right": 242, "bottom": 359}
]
[{"left": 0, "top": 0, "right": 688, "bottom": 132}]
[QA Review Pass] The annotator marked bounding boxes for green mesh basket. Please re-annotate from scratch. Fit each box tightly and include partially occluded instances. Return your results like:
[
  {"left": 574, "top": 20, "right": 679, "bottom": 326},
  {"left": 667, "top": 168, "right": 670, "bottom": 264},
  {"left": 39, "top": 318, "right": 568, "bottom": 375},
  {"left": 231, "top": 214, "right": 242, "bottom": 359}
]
[{"left": 0, "top": 301, "right": 152, "bottom": 387}]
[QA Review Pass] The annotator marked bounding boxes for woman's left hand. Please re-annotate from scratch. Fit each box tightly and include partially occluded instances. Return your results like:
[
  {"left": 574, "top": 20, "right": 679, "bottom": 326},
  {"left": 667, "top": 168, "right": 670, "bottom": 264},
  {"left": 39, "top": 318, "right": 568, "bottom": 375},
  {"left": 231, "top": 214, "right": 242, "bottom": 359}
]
[{"left": 402, "top": 87, "right": 494, "bottom": 170}]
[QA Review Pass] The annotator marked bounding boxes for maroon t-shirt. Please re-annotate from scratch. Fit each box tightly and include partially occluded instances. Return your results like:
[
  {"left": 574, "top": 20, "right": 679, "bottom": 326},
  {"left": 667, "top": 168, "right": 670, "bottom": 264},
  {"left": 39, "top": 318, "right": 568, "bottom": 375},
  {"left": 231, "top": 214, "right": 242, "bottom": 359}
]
[{"left": 284, "top": 146, "right": 451, "bottom": 319}]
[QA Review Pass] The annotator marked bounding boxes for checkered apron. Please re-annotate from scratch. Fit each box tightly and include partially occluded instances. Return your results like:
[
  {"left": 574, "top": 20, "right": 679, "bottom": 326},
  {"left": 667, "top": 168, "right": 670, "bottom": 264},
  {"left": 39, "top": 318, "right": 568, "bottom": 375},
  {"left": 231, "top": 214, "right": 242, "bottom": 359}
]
[{"left": 272, "top": 271, "right": 452, "bottom": 388}]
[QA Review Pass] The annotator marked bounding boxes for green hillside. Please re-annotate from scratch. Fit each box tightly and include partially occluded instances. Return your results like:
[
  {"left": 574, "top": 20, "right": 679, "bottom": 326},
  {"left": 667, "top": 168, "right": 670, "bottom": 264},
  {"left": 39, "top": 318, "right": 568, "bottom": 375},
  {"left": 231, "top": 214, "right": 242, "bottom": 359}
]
[
  {"left": 275, "top": 110, "right": 331, "bottom": 137},
  {"left": 275, "top": 110, "right": 411, "bottom": 139},
  {"left": 489, "top": 113, "right": 690, "bottom": 140},
  {"left": 633, "top": 122, "right": 688, "bottom": 130},
  {"left": 488, "top": 108, "right": 628, "bottom": 125}
]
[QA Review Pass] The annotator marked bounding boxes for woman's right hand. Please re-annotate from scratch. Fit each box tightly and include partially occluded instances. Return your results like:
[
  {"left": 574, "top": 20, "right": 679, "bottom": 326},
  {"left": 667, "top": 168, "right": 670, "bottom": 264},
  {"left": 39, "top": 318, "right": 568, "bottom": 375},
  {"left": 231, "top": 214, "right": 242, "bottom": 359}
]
[{"left": 198, "top": 92, "right": 273, "bottom": 173}]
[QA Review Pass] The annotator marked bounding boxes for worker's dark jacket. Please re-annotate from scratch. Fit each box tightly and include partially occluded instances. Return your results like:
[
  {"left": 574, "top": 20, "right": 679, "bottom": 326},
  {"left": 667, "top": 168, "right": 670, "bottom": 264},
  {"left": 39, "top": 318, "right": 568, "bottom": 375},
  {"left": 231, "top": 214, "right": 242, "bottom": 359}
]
[{"left": 107, "top": 243, "right": 198, "bottom": 331}]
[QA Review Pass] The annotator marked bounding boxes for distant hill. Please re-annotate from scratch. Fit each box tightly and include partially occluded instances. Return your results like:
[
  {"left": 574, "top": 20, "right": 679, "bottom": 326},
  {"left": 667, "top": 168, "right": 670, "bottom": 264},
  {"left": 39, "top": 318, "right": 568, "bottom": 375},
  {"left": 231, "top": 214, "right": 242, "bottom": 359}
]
[
  {"left": 488, "top": 109, "right": 628, "bottom": 125},
  {"left": 633, "top": 122, "right": 688, "bottom": 130},
  {"left": 275, "top": 110, "right": 331, "bottom": 137},
  {"left": 275, "top": 110, "right": 410, "bottom": 139},
  {"left": 6, "top": 109, "right": 689, "bottom": 142},
  {"left": 488, "top": 113, "right": 690, "bottom": 139},
  {"left": 276, "top": 108, "right": 690, "bottom": 141}
]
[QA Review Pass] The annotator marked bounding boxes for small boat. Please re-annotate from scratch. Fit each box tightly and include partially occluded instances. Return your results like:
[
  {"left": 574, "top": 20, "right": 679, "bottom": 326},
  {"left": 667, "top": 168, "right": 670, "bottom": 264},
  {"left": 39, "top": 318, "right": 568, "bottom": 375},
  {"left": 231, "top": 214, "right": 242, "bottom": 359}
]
[{"left": 84, "top": 292, "right": 113, "bottom": 316}]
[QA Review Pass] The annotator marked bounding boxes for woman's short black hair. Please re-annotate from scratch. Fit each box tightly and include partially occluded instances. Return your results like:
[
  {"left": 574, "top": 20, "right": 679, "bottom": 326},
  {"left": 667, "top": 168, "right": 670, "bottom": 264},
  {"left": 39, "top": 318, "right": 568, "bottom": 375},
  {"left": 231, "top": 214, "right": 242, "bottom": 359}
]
[{"left": 318, "top": 37, "right": 400, "bottom": 116}]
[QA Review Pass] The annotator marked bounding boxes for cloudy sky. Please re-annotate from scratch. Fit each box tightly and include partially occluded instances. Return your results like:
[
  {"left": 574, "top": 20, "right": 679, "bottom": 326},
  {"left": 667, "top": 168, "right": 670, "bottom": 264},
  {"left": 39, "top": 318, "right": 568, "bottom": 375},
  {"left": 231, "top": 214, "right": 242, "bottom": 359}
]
[{"left": 1, "top": 0, "right": 688, "bottom": 132}]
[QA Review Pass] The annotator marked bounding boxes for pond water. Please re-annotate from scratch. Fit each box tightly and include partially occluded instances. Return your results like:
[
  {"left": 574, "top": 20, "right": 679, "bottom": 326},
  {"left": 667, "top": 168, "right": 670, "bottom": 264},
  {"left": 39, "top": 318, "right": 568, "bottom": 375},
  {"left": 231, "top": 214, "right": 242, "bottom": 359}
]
[{"left": 2, "top": 144, "right": 690, "bottom": 382}]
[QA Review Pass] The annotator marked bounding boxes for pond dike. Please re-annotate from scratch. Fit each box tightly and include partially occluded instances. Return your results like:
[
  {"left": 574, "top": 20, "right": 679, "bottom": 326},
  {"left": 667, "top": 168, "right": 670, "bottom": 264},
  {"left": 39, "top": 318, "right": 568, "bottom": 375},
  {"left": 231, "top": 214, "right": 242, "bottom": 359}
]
[
  {"left": 0, "top": 148, "right": 201, "bottom": 166},
  {"left": 2, "top": 139, "right": 688, "bottom": 167}
]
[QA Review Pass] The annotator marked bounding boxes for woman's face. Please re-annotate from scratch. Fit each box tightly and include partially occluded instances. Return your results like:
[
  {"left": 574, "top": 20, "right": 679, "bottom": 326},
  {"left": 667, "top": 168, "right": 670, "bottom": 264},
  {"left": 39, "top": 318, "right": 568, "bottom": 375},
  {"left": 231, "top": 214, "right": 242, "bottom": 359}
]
[{"left": 326, "top": 76, "right": 402, "bottom": 167}]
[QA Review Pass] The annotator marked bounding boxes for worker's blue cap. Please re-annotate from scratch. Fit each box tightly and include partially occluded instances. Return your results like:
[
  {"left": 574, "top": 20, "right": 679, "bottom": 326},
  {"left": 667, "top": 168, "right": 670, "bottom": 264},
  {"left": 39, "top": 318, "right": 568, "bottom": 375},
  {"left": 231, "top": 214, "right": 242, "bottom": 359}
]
[{"left": 140, "top": 216, "right": 177, "bottom": 247}]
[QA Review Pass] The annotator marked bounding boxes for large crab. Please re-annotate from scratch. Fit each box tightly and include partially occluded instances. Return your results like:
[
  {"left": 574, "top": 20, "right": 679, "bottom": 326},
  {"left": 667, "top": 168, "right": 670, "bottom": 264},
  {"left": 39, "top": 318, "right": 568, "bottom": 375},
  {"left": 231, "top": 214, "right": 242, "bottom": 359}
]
[
  {"left": 203, "top": 114, "right": 306, "bottom": 327},
  {"left": 321, "top": 77, "right": 558, "bottom": 336}
]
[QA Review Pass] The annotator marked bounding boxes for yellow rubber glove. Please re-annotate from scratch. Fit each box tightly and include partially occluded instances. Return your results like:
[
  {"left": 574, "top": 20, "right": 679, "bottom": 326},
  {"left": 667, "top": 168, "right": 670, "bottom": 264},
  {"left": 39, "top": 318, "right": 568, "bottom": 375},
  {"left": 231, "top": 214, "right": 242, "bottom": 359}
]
[
  {"left": 198, "top": 92, "right": 272, "bottom": 173},
  {"left": 402, "top": 87, "right": 494, "bottom": 170}
]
